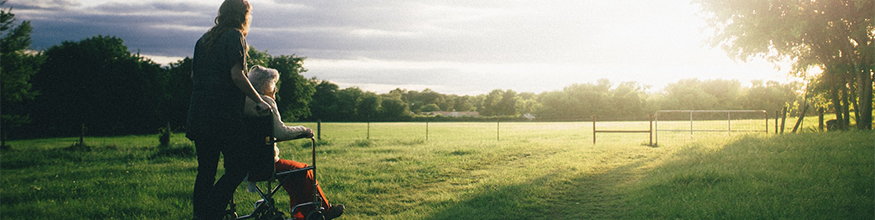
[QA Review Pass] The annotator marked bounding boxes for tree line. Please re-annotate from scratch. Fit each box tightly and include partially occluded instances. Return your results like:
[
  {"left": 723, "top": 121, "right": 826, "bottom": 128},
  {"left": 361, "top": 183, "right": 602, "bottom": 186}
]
[
  {"left": 2, "top": 1, "right": 870, "bottom": 141},
  {"left": 0, "top": 32, "right": 804, "bottom": 138}
]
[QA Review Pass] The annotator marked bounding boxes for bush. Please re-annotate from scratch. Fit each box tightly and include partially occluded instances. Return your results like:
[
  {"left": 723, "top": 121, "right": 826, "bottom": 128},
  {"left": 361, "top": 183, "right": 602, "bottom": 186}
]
[{"left": 158, "top": 125, "right": 172, "bottom": 147}]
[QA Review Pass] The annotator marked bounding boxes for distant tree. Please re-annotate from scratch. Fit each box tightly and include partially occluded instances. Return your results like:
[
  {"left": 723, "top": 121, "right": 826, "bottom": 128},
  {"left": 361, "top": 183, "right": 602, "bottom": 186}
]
[
  {"left": 418, "top": 88, "right": 443, "bottom": 106},
  {"left": 308, "top": 79, "right": 339, "bottom": 121},
  {"left": 421, "top": 103, "right": 440, "bottom": 112},
  {"left": 1, "top": 2, "right": 44, "bottom": 145},
  {"left": 246, "top": 46, "right": 270, "bottom": 68},
  {"left": 700, "top": 79, "right": 742, "bottom": 109},
  {"left": 479, "top": 89, "right": 503, "bottom": 116},
  {"left": 534, "top": 90, "right": 568, "bottom": 120},
  {"left": 516, "top": 92, "right": 541, "bottom": 117},
  {"left": 335, "top": 87, "right": 364, "bottom": 121},
  {"left": 243, "top": 47, "right": 313, "bottom": 121},
  {"left": 160, "top": 57, "right": 193, "bottom": 130},
  {"left": 438, "top": 95, "right": 455, "bottom": 112},
  {"left": 535, "top": 79, "right": 649, "bottom": 120},
  {"left": 268, "top": 54, "right": 313, "bottom": 121},
  {"left": 379, "top": 97, "right": 411, "bottom": 120},
  {"left": 453, "top": 95, "right": 476, "bottom": 112},
  {"left": 385, "top": 88, "right": 405, "bottom": 100},
  {"left": 695, "top": 0, "right": 874, "bottom": 130},
  {"left": 609, "top": 81, "right": 648, "bottom": 119},
  {"left": 30, "top": 35, "right": 164, "bottom": 136},
  {"left": 401, "top": 88, "right": 446, "bottom": 114},
  {"left": 497, "top": 89, "right": 519, "bottom": 116},
  {"left": 358, "top": 91, "right": 381, "bottom": 120},
  {"left": 660, "top": 79, "right": 719, "bottom": 110},
  {"left": 741, "top": 80, "right": 801, "bottom": 113}
]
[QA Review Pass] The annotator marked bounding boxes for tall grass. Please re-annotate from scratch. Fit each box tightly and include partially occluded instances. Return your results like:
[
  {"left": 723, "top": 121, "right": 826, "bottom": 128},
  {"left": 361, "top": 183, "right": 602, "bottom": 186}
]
[
  {"left": 626, "top": 131, "right": 874, "bottom": 219},
  {"left": 1, "top": 122, "right": 871, "bottom": 219}
]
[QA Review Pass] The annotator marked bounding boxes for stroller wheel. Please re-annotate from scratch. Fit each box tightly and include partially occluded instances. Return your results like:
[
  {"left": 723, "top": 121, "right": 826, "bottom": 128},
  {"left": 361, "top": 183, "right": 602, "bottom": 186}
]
[{"left": 305, "top": 211, "right": 324, "bottom": 220}]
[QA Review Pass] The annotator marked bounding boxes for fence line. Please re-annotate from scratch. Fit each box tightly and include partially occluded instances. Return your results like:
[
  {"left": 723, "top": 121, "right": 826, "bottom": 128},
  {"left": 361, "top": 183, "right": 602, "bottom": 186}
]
[
  {"left": 592, "top": 115, "right": 653, "bottom": 146},
  {"left": 654, "top": 110, "right": 768, "bottom": 146},
  {"left": 300, "top": 110, "right": 795, "bottom": 144}
]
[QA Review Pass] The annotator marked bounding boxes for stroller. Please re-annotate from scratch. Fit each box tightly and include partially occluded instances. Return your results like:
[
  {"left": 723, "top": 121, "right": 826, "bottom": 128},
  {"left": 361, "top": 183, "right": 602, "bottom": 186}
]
[{"left": 224, "top": 114, "right": 325, "bottom": 220}]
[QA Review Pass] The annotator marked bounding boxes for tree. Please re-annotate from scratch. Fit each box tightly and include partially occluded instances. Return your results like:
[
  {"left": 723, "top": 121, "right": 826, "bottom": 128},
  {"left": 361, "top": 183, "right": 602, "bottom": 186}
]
[
  {"left": 661, "top": 79, "right": 719, "bottom": 110},
  {"left": 610, "top": 81, "right": 648, "bottom": 120},
  {"left": 160, "top": 57, "right": 193, "bottom": 130},
  {"left": 516, "top": 92, "right": 541, "bottom": 118},
  {"left": 1, "top": 2, "right": 44, "bottom": 145},
  {"left": 742, "top": 80, "right": 801, "bottom": 113},
  {"left": 358, "top": 91, "right": 381, "bottom": 120},
  {"left": 379, "top": 97, "right": 411, "bottom": 120},
  {"left": 335, "top": 87, "right": 364, "bottom": 121},
  {"left": 29, "top": 35, "right": 164, "bottom": 136},
  {"left": 247, "top": 46, "right": 270, "bottom": 68},
  {"left": 695, "top": 0, "right": 874, "bottom": 130},
  {"left": 453, "top": 95, "right": 476, "bottom": 112},
  {"left": 535, "top": 81, "right": 609, "bottom": 120},
  {"left": 479, "top": 89, "right": 504, "bottom": 116},
  {"left": 497, "top": 89, "right": 519, "bottom": 116},
  {"left": 308, "top": 79, "right": 339, "bottom": 121},
  {"left": 268, "top": 54, "right": 313, "bottom": 121},
  {"left": 421, "top": 103, "right": 441, "bottom": 112},
  {"left": 245, "top": 47, "right": 314, "bottom": 121}
]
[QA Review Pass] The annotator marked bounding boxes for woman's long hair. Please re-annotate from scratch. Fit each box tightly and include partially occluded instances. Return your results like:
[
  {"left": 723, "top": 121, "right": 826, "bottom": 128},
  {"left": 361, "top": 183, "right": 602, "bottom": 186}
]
[{"left": 204, "top": 0, "right": 251, "bottom": 51}]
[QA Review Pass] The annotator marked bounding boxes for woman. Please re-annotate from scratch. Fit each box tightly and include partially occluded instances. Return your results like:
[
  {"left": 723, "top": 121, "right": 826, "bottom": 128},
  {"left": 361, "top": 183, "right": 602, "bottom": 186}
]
[
  {"left": 186, "top": 0, "right": 269, "bottom": 219},
  {"left": 244, "top": 65, "right": 344, "bottom": 220}
]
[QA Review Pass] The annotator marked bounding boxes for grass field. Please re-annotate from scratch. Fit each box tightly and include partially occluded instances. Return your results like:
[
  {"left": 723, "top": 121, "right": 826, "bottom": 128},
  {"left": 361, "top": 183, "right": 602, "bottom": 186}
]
[{"left": 1, "top": 120, "right": 872, "bottom": 219}]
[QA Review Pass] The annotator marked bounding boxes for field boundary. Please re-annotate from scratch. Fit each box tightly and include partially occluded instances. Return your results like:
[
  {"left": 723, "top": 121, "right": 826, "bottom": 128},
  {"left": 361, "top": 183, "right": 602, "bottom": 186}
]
[
  {"left": 592, "top": 115, "right": 653, "bottom": 146},
  {"left": 654, "top": 110, "right": 768, "bottom": 145}
]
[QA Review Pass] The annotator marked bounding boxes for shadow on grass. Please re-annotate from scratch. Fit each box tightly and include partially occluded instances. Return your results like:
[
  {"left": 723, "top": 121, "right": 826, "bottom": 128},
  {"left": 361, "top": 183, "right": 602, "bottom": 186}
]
[
  {"left": 422, "top": 157, "right": 658, "bottom": 220},
  {"left": 625, "top": 132, "right": 874, "bottom": 219},
  {"left": 421, "top": 132, "right": 874, "bottom": 220}
]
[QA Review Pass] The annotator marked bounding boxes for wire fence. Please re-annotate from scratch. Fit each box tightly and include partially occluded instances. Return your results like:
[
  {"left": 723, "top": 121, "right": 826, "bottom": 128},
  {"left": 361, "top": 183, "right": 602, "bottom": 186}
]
[
  {"left": 283, "top": 110, "right": 793, "bottom": 145},
  {"left": 293, "top": 118, "right": 650, "bottom": 144}
]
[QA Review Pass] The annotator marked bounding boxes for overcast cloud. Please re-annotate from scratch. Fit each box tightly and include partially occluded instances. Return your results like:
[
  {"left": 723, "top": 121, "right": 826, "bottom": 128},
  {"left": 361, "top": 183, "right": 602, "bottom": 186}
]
[{"left": 10, "top": 0, "right": 795, "bottom": 95}]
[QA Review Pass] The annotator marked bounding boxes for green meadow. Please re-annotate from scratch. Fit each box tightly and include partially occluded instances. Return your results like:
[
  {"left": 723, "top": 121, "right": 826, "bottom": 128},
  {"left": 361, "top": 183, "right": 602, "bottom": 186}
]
[{"left": 1, "top": 121, "right": 872, "bottom": 219}]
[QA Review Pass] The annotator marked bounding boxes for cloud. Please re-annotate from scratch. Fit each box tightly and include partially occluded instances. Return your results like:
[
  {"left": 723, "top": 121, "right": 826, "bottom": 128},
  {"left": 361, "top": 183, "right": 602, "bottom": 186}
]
[
  {"left": 6, "top": 0, "right": 81, "bottom": 10},
  {"left": 9, "top": 0, "right": 794, "bottom": 95},
  {"left": 12, "top": 1, "right": 212, "bottom": 56}
]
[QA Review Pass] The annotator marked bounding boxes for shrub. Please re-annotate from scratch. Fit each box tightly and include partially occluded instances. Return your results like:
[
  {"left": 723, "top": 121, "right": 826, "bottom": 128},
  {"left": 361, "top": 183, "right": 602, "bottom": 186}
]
[{"left": 158, "top": 124, "right": 172, "bottom": 147}]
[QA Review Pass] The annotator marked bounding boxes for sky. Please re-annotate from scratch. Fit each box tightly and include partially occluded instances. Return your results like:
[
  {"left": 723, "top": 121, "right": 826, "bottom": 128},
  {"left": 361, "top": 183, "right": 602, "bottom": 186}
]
[{"left": 9, "top": 0, "right": 797, "bottom": 95}]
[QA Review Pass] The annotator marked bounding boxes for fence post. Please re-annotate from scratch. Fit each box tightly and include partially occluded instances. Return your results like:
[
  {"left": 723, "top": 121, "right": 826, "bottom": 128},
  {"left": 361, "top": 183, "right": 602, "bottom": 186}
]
[
  {"left": 80, "top": 123, "right": 86, "bottom": 146},
  {"left": 727, "top": 112, "right": 732, "bottom": 135},
  {"left": 774, "top": 110, "right": 779, "bottom": 134},
  {"left": 689, "top": 111, "right": 694, "bottom": 136},
  {"left": 317, "top": 120, "right": 322, "bottom": 140},
  {"left": 496, "top": 116, "right": 500, "bottom": 141},
  {"left": 654, "top": 112, "right": 659, "bottom": 146},
  {"left": 649, "top": 114, "right": 653, "bottom": 146},
  {"left": 780, "top": 106, "right": 787, "bottom": 134},
  {"left": 592, "top": 115, "right": 596, "bottom": 144},
  {"left": 818, "top": 107, "right": 824, "bottom": 132}
]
